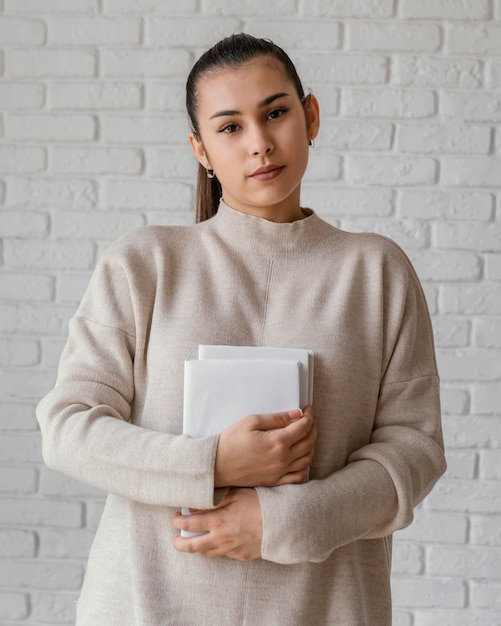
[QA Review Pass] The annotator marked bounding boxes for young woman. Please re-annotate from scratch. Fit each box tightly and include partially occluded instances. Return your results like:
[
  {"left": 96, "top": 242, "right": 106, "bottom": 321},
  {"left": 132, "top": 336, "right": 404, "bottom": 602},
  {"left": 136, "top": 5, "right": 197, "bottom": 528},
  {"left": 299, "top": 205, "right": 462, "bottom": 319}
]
[{"left": 37, "top": 34, "right": 446, "bottom": 625}]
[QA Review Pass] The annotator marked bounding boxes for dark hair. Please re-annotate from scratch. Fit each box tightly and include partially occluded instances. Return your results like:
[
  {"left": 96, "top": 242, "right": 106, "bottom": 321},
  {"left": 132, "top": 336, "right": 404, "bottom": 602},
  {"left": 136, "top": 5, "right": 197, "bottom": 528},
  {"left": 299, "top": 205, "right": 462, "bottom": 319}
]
[{"left": 186, "top": 33, "right": 306, "bottom": 223}]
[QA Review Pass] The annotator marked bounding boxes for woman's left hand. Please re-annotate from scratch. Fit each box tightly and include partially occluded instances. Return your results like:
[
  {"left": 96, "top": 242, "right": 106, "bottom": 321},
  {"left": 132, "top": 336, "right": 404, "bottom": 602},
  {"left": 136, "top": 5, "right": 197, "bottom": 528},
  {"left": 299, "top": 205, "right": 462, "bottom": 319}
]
[{"left": 172, "top": 488, "right": 263, "bottom": 561}]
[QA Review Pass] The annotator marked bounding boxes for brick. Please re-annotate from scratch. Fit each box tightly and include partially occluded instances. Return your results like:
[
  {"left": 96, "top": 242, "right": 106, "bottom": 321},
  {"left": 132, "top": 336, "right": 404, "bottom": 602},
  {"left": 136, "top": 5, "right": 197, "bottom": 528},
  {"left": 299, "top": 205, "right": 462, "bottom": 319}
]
[
  {"left": 104, "top": 0, "right": 197, "bottom": 11},
  {"left": 0, "top": 145, "right": 46, "bottom": 174},
  {"left": 41, "top": 468, "right": 104, "bottom": 499},
  {"left": 342, "top": 218, "right": 429, "bottom": 249},
  {"left": 7, "top": 114, "right": 96, "bottom": 142},
  {"left": 472, "top": 383, "right": 501, "bottom": 416},
  {"left": 439, "top": 387, "right": 470, "bottom": 415},
  {"left": 319, "top": 120, "right": 393, "bottom": 151},
  {"left": 147, "top": 147, "right": 197, "bottom": 178},
  {"left": 475, "top": 319, "right": 501, "bottom": 348},
  {"left": 39, "top": 527, "right": 96, "bottom": 558},
  {"left": 397, "top": 124, "right": 490, "bottom": 155},
  {"left": 53, "top": 147, "right": 143, "bottom": 175},
  {"left": 0, "top": 529, "right": 37, "bottom": 558},
  {"left": 0, "top": 497, "right": 83, "bottom": 528},
  {"left": 44, "top": 339, "right": 66, "bottom": 368},
  {"left": 427, "top": 480, "right": 501, "bottom": 515},
  {"left": 346, "top": 155, "right": 437, "bottom": 186},
  {"left": 85, "top": 500, "right": 105, "bottom": 532},
  {"left": 308, "top": 84, "right": 339, "bottom": 116},
  {"left": 300, "top": 187, "right": 394, "bottom": 218},
  {"left": 147, "top": 211, "right": 195, "bottom": 227},
  {"left": 52, "top": 81, "right": 142, "bottom": 110},
  {"left": 303, "top": 151, "right": 342, "bottom": 182},
  {"left": 0, "top": 302, "right": 75, "bottom": 336},
  {"left": 49, "top": 16, "right": 141, "bottom": 45},
  {"left": 443, "top": 415, "right": 501, "bottom": 447},
  {"left": 4, "top": 240, "right": 94, "bottom": 270},
  {"left": 104, "top": 114, "right": 189, "bottom": 144},
  {"left": 104, "top": 179, "right": 192, "bottom": 210},
  {"left": 0, "top": 560, "right": 84, "bottom": 590},
  {"left": 6, "top": 0, "right": 98, "bottom": 10},
  {"left": 52, "top": 210, "right": 144, "bottom": 239},
  {"left": 102, "top": 48, "right": 191, "bottom": 78},
  {"left": 7, "top": 48, "right": 96, "bottom": 78},
  {"left": 429, "top": 545, "right": 501, "bottom": 579},
  {"left": 497, "top": 0, "right": 501, "bottom": 17},
  {"left": 31, "top": 591, "right": 79, "bottom": 624},
  {"left": 246, "top": 20, "right": 342, "bottom": 50},
  {"left": 443, "top": 450, "right": 477, "bottom": 480},
  {"left": 471, "top": 514, "right": 501, "bottom": 546},
  {"left": 396, "top": 510, "right": 468, "bottom": 544},
  {"left": 431, "top": 316, "right": 471, "bottom": 347},
  {"left": 0, "top": 17, "right": 46, "bottom": 44},
  {"left": 448, "top": 23, "right": 501, "bottom": 55},
  {"left": 442, "top": 92, "right": 501, "bottom": 123},
  {"left": 391, "top": 542, "right": 423, "bottom": 575},
  {"left": 397, "top": 190, "right": 493, "bottom": 221},
  {"left": 392, "top": 578, "right": 465, "bottom": 608},
  {"left": 0, "top": 368, "right": 57, "bottom": 402},
  {"left": 342, "top": 88, "right": 436, "bottom": 119},
  {"left": 411, "top": 250, "right": 481, "bottom": 282},
  {"left": 206, "top": 0, "right": 292, "bottom": 14},
  {"left": 0, "top": 210, "right": 48, "bottom": 237},
  {"left": 442, "top": 157, "right": 501, "bottom": 187},
  {"left": 400, "top": 0, "right": 490, "bottom": 19},
  {"left": 0, "top": 466, "right": 38, "bottom": 494},
  {"left": 436, "top": 222, "right": 501, "bottom": 252},
  {"left": 348, "top": 22, "right": 441, "bottom": 52},
  {"left": 486, "top": 253, "right": 501, "bottom": 280},
  {"left": 302, "top": 0, "right": 394, "bottom": 18},
  {"left": 147, "top": 82, "right": 186, "bottom": 112},
  {"left": 57, "top": 273, "right": 91, "bottom": 304},
  {"left": 147, "top": 16, "right": 240, "bottom": 46},
  {"left": 0, "top": 337, "right": 40, "bottom": 366},
  {"left": 393, "top": 55, "right": 482, "bottom": 89},
  {"left": 0, "top": 592, "right": 29, "bottom": 620},
  {"left": 441, "top": 285, "right": 501, "bottom": 315},
  {"left": 471, "top": 581, "right": 501, "bottom": 611},
  {"left": 437, "top": 349, "right": 501, "bottom": 382},
  {"left": 486, "top": 60, "right": 501, "bottom": 88},
  {"left": 415, "top": 610, "right": 501, "bottom": 626},
  {"left": 0, "top": 273, "right": 54, "bottom": 302},
  {"left": 6, "top": 177, "right": 97, "bottom": 209},
  {"left": 0, "top": 403, "right": 39, "bottom": 431},
  {"left": 0, "top": 431, "right": 41, "bottom": 461},
  {"left": 0, "top": 82, "right": 45, "bottom": 109},
  {"left": 294, "top": 52, "right": 388, "bottom": 85},
  {"left": 479, "top": 450, "right": 501, "bottom": 480},
  {"left": 393, "top": 611, "right": 412, "bottom": 626}
]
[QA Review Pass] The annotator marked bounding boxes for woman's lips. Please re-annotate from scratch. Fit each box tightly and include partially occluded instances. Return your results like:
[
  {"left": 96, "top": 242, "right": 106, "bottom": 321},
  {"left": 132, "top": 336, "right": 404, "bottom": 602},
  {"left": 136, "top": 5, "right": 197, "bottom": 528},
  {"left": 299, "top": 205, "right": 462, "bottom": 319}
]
[{"left": 250, "top": 165, "right": 284, "bottom": 181}]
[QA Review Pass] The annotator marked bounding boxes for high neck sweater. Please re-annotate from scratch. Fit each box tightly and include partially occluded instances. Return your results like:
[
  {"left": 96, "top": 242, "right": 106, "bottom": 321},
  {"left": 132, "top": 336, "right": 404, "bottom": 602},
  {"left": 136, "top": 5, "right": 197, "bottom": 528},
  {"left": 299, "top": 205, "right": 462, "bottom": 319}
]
[{"left": 37, "top": 200, "right": 446, "bottom": 625}]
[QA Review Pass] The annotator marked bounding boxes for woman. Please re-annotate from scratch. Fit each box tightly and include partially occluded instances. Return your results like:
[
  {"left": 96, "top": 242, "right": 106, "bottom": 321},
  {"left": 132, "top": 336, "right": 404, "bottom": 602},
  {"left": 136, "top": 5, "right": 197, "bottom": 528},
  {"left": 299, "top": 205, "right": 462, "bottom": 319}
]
[{"left": 37, "top": 34, "right": 446, "bottom": 625}]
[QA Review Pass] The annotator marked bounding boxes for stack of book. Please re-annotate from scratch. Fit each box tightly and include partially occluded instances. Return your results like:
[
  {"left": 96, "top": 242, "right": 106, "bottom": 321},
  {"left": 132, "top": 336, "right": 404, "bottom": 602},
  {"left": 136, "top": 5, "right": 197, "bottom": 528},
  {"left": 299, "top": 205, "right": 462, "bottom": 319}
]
[{"left": 181, "top": 345, "right": 314, "bottom": 536}]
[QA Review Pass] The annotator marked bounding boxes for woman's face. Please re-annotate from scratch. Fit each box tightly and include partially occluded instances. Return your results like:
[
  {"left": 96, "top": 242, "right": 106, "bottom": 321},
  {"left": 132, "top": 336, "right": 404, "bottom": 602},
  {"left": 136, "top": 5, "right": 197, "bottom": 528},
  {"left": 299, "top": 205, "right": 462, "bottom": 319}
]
[{"left": 189, "top": 56, "right": 320, "bottom": 223}]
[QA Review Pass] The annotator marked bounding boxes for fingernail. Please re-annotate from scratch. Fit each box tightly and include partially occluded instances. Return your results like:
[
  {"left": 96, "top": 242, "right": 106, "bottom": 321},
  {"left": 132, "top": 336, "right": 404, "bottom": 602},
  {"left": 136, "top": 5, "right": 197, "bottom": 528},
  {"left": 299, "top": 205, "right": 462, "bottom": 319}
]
[{"left": 288, "top": 409, "right": 303, "bottom": 420}]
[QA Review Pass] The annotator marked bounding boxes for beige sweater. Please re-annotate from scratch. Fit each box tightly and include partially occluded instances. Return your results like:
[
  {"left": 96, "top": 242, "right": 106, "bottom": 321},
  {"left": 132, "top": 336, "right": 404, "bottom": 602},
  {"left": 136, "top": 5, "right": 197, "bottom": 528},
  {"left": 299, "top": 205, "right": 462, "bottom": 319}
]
[{"left": 37, "top": 201, "right": 446, "bottom": 625}]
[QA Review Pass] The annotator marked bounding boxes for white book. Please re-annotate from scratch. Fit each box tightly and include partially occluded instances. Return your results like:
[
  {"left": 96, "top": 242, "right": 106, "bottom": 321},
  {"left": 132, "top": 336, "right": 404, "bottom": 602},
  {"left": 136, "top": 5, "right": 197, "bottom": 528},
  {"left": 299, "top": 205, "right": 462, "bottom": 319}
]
[{"left": 198, "top": 345, "right": 314, "bottom": 407}]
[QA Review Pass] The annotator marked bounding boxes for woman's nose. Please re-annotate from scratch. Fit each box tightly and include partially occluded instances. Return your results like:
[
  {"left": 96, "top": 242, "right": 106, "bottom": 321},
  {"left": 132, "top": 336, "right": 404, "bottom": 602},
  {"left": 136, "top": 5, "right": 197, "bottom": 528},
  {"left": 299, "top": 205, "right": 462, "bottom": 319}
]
[{"left": 249, "top": 126, "right": 274, "bottom": 156}]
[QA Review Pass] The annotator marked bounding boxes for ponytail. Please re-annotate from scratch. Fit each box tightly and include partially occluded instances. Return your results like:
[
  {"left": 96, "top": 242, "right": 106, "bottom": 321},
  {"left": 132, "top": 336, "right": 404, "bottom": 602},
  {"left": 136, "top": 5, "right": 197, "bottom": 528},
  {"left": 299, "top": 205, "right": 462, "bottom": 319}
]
[{"left": 195, "top": 163, "right": 222, "bottom": 223}]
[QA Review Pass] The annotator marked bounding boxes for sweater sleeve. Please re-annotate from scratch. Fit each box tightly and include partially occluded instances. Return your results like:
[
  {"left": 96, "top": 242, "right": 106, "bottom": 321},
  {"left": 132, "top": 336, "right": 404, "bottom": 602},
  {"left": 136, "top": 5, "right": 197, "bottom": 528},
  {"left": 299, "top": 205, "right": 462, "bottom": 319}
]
[
  {"left": 36, "top": 239, "right": 222, "bottom": 510},
  {"left": 256, "top": 247, "right": 447, "bottom": 565}
]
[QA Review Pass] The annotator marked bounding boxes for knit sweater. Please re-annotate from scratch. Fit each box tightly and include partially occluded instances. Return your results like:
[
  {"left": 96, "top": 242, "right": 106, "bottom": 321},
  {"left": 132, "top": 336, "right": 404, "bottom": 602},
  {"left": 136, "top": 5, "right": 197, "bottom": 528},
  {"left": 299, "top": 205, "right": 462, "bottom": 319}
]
[{"left": 37, "top": 201, "right": 446, "bottom": 626}]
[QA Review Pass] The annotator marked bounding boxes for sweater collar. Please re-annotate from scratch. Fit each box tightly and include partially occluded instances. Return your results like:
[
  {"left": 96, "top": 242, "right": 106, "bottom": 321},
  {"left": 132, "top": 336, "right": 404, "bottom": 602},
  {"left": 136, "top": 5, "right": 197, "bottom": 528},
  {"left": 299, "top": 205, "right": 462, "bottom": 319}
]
[{"left": 207, "top": 199, "right": 339, "bottom": 259}]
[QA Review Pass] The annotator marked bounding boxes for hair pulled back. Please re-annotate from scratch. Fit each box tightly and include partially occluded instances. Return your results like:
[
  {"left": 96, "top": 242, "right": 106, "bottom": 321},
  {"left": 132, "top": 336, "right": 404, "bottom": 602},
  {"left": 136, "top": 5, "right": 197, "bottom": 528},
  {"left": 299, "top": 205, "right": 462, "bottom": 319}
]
[{"left": 186, "top": 33, "right": 305, "bottom": 223}]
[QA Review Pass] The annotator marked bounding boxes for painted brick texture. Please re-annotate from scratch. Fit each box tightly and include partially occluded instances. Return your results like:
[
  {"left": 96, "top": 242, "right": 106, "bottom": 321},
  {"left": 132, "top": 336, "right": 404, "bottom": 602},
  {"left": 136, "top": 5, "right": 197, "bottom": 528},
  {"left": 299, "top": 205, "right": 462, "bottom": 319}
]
[{"left": 0, "top": 2, "right": 500, "bottom": 624}]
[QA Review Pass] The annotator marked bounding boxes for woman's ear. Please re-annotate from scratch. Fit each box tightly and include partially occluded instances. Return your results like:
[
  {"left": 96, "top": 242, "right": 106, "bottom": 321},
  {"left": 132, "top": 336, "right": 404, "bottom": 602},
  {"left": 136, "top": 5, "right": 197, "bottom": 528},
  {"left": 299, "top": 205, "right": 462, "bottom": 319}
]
[
  {"left": 188, "top": 131, "right": 209, "bottom": 168},
  {"left": 303, "top": 94, "right": 320, "bottom": 143}
]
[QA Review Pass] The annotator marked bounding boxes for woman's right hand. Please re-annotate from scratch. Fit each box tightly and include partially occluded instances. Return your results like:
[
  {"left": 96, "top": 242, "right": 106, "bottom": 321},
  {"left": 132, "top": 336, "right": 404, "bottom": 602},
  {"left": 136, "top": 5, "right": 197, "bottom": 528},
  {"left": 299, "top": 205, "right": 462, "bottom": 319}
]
[{"left": 214, "top": 406, "right": 317, "bottom": 488}]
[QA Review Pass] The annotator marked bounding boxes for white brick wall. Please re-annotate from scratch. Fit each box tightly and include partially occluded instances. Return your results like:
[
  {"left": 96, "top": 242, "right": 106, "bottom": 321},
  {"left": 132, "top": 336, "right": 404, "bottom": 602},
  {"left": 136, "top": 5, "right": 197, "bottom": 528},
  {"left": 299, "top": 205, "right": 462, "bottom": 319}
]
[{"left": 0, "top": 1, "right": 499, "bottom": 624}]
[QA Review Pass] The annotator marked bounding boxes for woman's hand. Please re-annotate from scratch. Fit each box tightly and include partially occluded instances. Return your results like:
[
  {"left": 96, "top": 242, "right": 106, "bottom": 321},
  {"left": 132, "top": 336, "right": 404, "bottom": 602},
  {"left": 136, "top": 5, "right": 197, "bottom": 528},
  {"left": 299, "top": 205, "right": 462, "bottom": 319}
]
[
  {"left": 173, "top": 488, "right": 263, "bottom": 561},
  {"left": 214, "top": 406, "right": 316, "bottom": 488}
]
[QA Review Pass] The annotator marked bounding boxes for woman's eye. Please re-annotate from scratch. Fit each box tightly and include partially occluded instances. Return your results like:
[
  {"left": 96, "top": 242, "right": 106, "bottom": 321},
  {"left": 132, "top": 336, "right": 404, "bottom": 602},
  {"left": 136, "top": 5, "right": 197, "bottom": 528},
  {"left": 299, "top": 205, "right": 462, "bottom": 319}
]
[
  {"left": 268, "top": 108, "right": 287, "bottom": 120},
  {"left": 220, "top": 123, "right": 239, "bottom": 134}
]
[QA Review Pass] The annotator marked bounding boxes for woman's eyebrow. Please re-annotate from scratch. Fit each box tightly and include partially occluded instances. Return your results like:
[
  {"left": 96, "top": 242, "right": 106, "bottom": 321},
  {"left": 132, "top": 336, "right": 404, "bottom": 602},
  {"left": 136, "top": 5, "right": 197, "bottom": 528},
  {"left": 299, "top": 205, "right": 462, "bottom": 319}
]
[{"left": 209, "top": 92, "right": 290, "bottom": 119}]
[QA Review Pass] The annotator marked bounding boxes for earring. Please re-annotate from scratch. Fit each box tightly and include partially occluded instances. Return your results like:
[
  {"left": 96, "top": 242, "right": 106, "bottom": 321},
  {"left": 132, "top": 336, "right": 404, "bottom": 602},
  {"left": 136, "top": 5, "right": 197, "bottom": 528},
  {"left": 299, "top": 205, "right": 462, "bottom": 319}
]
[
  {"left": 206, "top": 168, "right": 215, "bottom": 179},
  {"left": 309, "top": 138, "right": 315, "bottom": 148}
]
